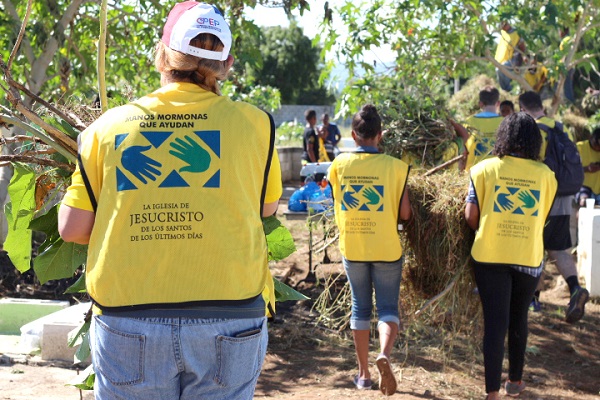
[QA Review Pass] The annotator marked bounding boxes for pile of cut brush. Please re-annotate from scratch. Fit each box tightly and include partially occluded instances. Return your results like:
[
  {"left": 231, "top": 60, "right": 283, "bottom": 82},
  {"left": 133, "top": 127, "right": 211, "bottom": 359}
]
[
  {"left": 313, "top": 170, "right": 482, "bottom": 338},
  {"left": 378, "top": 94, "right": 459, "bottom": 168}
]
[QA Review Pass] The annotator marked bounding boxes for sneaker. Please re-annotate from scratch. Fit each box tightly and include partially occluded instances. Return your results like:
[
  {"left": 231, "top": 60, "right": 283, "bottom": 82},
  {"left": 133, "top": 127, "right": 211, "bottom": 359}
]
[
  {"left": 504, "top": 380, "right": 526, "bottom": 397},
  {"left": 529, "top": 298, "right": 542, "bottom": 312},
  {"left": 376, "top": 354, "right": 397, "bottom": 396},
  {"left": 353, "top": 375, "right": 373, "bottom": 390},
  {"left": 566, "top": 287, "right": 589, "bottom": 323}
]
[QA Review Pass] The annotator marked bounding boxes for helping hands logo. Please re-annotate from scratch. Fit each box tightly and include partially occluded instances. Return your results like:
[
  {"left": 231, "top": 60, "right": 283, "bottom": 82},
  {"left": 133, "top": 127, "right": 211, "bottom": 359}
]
[
  {"left": 341, "top": 185, "right": 384, "bottom": 212},
  {"left": 493, "top": 185, "right": 540, "bottom": 216},
  {"left": 116, "top": 130, "right": 221, "bottom": 191}
]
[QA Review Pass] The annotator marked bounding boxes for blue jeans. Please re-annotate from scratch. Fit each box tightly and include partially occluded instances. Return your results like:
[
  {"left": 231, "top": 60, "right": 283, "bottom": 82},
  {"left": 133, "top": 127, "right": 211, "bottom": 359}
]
[
  {"left": 497, "top": 60, "right": 515, "bottom": 91},
  {"left": 343, "top": 258, "right": 403, "bottom": 330},
  {"left": 91, "top": 315, "right": 267, "bottom": 399}
]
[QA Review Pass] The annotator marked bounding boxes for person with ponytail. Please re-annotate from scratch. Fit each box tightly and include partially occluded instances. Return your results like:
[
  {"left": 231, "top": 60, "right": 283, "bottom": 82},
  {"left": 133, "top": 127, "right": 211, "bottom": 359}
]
[
  {"left": 58, "top": 2, "right": 281, "bottom": 398},
  {"left": 328, "top": 104, "right": 411, "bottom": 396}
]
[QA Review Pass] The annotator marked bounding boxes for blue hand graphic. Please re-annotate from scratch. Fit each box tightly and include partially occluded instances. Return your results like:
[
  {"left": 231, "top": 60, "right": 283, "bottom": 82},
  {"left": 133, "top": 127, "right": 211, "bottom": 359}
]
[
  {"left": 518, "top": 190, "right": 536, "bottom": 209},
  {"left": 343, "top": 191, "right": 359, "bottom": 209},
  {"left": 121, "top": 145, "right": 162, "bottom": 184},
  {"left": 497, "top": 193, "right": 514, "bottom": 211},
  {"left": 169, "top": 135, "right": 211, "bottom": 173},
  {"left": 363, "top": 187, "right": 380, "bottom": 205}
]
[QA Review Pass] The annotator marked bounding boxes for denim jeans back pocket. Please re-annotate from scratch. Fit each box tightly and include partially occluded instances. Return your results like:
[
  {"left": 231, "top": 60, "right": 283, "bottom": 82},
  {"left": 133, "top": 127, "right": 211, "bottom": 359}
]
[
  {"left": 214, "top": 328, "right": 264, "bottom": 388},
  {"left": 93, "top": 317, "right": 145, "bottom": 386}
]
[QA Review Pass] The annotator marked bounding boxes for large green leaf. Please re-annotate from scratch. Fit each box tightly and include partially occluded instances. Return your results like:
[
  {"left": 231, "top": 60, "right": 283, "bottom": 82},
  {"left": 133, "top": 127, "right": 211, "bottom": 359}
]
[
  {"left": 64, "top": 272, "right": 87, "bottom": 293},
  {"left": 33, "top": 240, "right": 87, "bottom": 284},
  {"left": 263, "top": 215, "right": 296, "bottom": 261},
  {"left": 69, "top": 364, "right": 94, "bottom": 391},
  {"left": 273, "top": 278, "right": 309, "bottom": 301},
  {"left": 4, "top": 164, "right": 36, "bottom": 272},
  {"left": 29, "top": 205, "right": 61, "bottom": 252}
]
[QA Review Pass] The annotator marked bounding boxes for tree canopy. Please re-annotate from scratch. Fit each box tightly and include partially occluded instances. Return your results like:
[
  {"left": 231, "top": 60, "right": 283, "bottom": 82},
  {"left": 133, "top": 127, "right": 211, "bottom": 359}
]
[
  {"left": 244, "top": 23, "right": 335, "bottom": 105},
  {"left": 318, "top": 0, "right": 600, "bottom": 117}
]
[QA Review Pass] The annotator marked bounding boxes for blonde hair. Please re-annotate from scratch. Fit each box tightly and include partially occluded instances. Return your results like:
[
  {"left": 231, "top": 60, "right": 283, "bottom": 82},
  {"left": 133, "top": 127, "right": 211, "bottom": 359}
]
[{"left": 155, "top": 33, "right": 229, "bottom": 95}]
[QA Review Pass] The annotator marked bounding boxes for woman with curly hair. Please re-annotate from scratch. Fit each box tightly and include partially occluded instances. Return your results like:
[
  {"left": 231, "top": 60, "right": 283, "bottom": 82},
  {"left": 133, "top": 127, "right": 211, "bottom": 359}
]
[{"left": 465, "top": 112, "right": 557, "bottom": 399}]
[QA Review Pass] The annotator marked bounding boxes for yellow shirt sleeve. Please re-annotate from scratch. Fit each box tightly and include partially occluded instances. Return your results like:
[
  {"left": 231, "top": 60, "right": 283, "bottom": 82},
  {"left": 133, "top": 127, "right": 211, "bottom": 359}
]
[
  {"left": 61, "top": 167, "right": 95, "bottom": 212},
  {"left": 264, "top": 149, "right": 282, "bottom": 203}
]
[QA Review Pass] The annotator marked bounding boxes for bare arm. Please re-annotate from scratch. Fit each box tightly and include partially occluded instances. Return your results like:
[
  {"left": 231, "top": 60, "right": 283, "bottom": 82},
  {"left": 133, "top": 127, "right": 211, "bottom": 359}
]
[
  {"left": 449, "top": 119, "right": 469, "bottom": 143},
  {"left": 399, "top": 189, "right": 412, "bottom": 221},
  {"left": 58, "top": 204, "right": 95, "bottom": 244},
  {"left": 262, "top": 200, "right": 279, "bottom": 217},
  {"left": 465, "top": 202, "right": 480, "bottom": 231}
]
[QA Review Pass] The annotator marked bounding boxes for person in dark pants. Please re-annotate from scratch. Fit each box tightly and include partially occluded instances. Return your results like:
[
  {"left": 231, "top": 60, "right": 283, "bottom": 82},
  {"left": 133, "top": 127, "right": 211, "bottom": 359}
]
[{"left": 465, "top": 113, "right": 557, "bottom": 400}]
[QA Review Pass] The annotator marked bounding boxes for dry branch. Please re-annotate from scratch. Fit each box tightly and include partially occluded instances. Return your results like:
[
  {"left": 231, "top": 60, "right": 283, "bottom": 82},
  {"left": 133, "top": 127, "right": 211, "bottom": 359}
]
[{"left": 0, "top": 155, "right": 74, "bottom": 171}]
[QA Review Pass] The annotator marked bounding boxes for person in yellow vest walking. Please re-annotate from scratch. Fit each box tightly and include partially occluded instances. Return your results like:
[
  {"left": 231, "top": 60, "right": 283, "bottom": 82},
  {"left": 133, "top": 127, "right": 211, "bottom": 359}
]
[
  {"left": 495, "top": 21, "right": 526, "bottom": 91},
  {"left": 451, "top": 86, "right": 504, "bottom": 172},
  {"left": 575, "top": 128, "right": 600, "bottom": 206},
  {"left": 58, "top": 2, "right": 282, "bottom": 398},
  {"left": 328, "top": 104, "right": 412, "bottom": 396},
  {"left": 519, "top": 91, "right": 589, "bottom": 321},
  {"left": 465, "top": 112, "right": 557, "bottom": 399}
]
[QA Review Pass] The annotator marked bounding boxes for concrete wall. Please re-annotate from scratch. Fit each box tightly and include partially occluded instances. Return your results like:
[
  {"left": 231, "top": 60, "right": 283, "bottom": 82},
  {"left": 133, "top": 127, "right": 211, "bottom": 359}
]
[{"left": 276, "top": 146, "right": 303, "bottom": 182}]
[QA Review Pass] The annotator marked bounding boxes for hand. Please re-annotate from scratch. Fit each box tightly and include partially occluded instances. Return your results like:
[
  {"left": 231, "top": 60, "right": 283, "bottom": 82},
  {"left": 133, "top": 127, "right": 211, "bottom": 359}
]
[
  {"left": 343, "top": 191, "right": 359, "bottom": 209},
  {"left": 169, "top": 135, "right": 211, "bottom": 173},
  {"left": 517, "top": 190, "right": 536, "bottom": 209},
  {"left": 121, "top": 145, "right": 162, "bottom": 184},
  {"left": 362, "top": 187, "right": 380, "bottom": 205},
  {"left": 497, "top": 193, "right": 514, "bottom": 211},
  {"left": 587, "top": 163, "right": 600, "bottom": 173}
]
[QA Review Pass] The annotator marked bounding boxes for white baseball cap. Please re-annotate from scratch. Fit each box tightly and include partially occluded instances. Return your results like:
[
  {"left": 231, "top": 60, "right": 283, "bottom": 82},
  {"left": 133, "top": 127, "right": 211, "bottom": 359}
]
[{"left": 162, "top": 1, "right": 232, "bottom": 61}]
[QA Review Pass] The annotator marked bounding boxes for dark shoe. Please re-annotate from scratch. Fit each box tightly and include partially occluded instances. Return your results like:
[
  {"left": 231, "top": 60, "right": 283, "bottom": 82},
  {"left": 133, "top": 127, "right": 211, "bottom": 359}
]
[
  {"left": 529, "top": 298, "right": 542, "bottom": 312},
  {"left": 566, "top": 287, "right": 589, "bottom": 323},
  {"left": 353, "top": 375, "right": 373, "bottom": 390},
  {"left": 376, "top": 354, "right": 397, "bottom": 396},
  {"left": 504, "top": 380, "right": 526, "bottom": 397}
]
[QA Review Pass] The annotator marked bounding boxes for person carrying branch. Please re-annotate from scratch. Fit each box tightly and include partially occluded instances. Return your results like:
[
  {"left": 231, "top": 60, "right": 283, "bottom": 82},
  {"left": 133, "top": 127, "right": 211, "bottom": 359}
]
[
  {"left": 465, "top": 112, "right": 557, "bottom": 399},
  {"left": 58, "top": 2, "right": 282, "bottom": 398},
  {"left": 327, "top": 104, "right": 412, "bottom": 396}
]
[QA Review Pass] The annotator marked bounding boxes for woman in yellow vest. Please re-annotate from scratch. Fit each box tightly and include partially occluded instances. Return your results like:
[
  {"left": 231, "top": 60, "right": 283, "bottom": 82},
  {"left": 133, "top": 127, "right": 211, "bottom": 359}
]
[
  {"left": 465, "top": 113, "right": 557, "bottom": 399},
  {"left": 328, "top": 104, "right": 412, "bottom": 396},
  {"left": 58, "top": 2, "right": 282, "bottom": 399}
]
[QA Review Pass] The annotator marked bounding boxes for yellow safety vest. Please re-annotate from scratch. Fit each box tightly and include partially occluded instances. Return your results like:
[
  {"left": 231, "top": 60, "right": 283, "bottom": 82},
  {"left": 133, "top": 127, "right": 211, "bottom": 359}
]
[
  {"left": 577, "top": 140, "right": 600, "bottom": 193},
  {"left": 328, "top": 152, "right": 409, "bottom": 262},
  {"left": 470, "top": 156, "right": 557, "bottom": 267},
  {"left": 65, "top": 83, "right": 280, "bottom": 312},
  {"left": 464, "top": 114, "right": 504, "bottom": 171}
]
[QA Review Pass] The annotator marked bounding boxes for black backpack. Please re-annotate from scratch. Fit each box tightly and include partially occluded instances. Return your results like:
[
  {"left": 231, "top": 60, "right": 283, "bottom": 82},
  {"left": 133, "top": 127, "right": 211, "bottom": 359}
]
[{"left": 538, "top": 121, "right": 584, "bottom": 196}]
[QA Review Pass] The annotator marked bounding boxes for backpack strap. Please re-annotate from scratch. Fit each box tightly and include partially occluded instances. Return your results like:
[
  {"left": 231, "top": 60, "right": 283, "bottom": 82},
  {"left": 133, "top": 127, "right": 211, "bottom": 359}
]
[
  {"left": 77, "top": 153, "right": 98, "bottom": 213},
  {"left": 260, "top": 112, "right": 276, "bottom": 217}
]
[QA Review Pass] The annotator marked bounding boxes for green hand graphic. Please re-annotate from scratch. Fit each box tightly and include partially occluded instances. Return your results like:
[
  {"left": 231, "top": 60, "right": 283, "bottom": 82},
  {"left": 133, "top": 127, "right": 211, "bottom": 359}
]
[
  {"left": 169, "top": 135, "right": 211, "bottom": 173},
  {"left": 363, "top": 187, "right": 380, "bottom": 205},
  {"left": 518, "top": 190, "right": 536, "bottom": 209}
]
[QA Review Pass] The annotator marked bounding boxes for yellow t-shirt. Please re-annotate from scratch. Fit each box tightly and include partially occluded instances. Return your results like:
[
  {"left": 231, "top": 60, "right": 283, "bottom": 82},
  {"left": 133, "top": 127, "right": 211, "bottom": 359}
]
[
  {"left": 495, "top": 29, "right": 521, "bottom": 64},
  {"left": 577, "top": 140, "right": 600, "bottom": 193},
  {"left": 62, "top": 83, "right": 282, "bottom": 311},
  {"left": 470, "top": 156, "right": 557, "bottom": 267},
  {"left": 328, "top": 151, "right": 409, "bottom": 262}
]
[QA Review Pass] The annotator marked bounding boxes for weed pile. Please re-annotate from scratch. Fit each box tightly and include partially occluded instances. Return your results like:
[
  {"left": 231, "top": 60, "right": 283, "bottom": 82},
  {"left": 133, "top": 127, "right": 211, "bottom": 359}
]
[
  {"left": 448, "top": 74, "right": 515, "bottom": 121},
  {"left": 313, "top": 171, "right": 482, "bottom": 340}
]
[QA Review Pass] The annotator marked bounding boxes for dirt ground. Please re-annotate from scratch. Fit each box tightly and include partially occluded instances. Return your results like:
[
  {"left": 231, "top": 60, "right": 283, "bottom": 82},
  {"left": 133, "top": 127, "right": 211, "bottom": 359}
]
[{"left": 1, "top": 202, "right": 599, "bottom": 400}]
